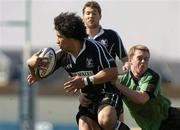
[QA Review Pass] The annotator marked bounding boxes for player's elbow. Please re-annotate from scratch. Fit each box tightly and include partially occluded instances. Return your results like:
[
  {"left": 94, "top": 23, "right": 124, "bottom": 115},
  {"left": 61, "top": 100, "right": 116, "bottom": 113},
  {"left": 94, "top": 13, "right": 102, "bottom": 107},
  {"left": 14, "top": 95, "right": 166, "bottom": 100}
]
[
  {"left": 132, "top": 91, "right": 150, "bottom": 105},
  {"left": 138, "top": 99, "right": 148, "bottom": 105},
  {"left": 136, "top": 95, "right": 149, "bottom": 105}
]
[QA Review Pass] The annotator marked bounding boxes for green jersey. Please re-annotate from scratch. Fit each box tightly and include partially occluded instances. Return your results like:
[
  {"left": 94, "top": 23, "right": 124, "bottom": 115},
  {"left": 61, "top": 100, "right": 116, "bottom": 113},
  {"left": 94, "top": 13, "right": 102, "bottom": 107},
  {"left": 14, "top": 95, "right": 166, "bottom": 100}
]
[{"left": 118, "top": 68, "right": 171, "bottom": 130}]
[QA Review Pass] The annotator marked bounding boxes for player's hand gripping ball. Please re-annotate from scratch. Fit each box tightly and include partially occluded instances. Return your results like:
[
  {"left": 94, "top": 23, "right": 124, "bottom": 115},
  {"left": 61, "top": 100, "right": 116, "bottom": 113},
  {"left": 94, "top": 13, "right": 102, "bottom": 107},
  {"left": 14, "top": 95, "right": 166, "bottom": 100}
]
[{"left": 35, "top": 47, "right": 56, "bottom": 78}]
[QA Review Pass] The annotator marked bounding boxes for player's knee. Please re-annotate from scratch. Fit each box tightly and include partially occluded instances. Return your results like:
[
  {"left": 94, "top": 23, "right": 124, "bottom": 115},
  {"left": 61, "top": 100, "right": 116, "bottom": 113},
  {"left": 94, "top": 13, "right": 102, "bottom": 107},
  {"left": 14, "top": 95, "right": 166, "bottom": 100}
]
[
  {"left": 79, "top": 116, "right": 90, "bottom": 127},
  {"left": 98, "top": 105, "right": 117, "bottom": 129},
  {"left": 98, "top": 114, "right": 115, "bottom": 129},
  {"left": 79, "top": 116, "right": 101, "bottom": 130}
]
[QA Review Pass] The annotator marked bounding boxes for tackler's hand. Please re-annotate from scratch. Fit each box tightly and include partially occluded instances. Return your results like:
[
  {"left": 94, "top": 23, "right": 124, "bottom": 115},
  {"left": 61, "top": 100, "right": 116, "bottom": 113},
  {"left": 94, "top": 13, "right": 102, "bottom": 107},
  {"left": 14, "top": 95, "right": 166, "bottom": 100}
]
[{"left": 122, "top": 61, "right": 129, "bottom": 72}]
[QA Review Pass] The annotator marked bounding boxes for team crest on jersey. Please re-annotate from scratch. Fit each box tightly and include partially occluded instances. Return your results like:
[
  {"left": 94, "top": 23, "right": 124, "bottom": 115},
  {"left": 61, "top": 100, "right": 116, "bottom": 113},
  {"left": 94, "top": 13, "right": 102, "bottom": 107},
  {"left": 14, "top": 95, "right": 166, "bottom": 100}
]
[
  {"left": 65, "top": 64, "right": 72, "bottom": 69},
  {"left": 100, "top": 39, "right": 108, "bottom": 47},
  {"left": 86, "top": 58, "right": 94, "bottom": 68}
]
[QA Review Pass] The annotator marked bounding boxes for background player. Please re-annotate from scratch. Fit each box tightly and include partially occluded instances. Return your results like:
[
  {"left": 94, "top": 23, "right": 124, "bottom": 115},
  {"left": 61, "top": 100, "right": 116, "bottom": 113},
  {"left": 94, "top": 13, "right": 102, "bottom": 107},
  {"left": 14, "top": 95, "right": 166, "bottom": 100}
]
[
  {"left": 79, "top": 0, "right": 128, "bottom": 124},
  {"left": 82, "top": 0, "right": 128, "bottom": 68}
]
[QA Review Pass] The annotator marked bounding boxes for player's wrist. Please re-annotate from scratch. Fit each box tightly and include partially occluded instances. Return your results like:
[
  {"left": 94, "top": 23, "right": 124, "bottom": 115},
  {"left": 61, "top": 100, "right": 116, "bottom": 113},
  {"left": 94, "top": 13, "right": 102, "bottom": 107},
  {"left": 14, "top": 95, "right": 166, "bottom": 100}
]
[
  {"left": 89, "top": 76, "right": 94, "bottom": 84},
  {"left": 83, "top": 76, "right": 94, "bottom": 86},
  {"left": 83, "top": 77, "right": 88, "bottom": 86}
]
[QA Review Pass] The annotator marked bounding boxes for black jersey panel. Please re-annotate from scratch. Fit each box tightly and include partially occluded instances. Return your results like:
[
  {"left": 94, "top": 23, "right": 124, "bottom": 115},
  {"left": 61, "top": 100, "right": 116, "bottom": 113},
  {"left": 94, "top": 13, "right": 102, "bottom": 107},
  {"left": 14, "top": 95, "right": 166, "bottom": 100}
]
[
  {"left": 86, "top": 39, "right": 117, "bottom": 69},
  {"left": 95, "top": 29, "right": 127, "bottom": 59},
  {"left": 54, "top": 39, "right": 118, "bottom": 95}
]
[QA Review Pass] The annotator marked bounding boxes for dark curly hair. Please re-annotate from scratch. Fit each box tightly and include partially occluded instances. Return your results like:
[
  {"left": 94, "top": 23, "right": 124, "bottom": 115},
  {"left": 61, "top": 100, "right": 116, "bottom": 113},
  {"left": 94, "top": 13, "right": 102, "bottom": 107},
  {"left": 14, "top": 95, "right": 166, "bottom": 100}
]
[{"left": 54, "top": 12, "right": 88, "bottom": 42}]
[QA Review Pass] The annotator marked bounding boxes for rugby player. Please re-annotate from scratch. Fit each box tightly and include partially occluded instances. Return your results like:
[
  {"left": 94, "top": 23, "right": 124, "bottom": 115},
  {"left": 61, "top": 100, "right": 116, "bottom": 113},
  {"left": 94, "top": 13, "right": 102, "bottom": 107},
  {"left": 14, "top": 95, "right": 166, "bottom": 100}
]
[
  {"left": 26, "top": 12, "right": 130, "bottom": 130},
  {"left": 115, "top": 44, "right": 180, "bottom": 130}
]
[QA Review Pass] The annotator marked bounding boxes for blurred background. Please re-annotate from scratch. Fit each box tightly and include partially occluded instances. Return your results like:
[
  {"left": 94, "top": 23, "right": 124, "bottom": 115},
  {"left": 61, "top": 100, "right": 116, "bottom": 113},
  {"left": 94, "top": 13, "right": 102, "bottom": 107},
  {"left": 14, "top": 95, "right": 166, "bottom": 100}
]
[{"left": 0, "top": 0, "right": 180, "bottom": 130}]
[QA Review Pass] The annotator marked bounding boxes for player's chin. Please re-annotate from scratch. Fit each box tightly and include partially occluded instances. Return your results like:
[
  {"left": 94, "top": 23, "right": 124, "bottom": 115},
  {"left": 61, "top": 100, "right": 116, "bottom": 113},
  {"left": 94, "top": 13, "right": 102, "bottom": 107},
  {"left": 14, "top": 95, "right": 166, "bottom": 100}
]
[
  {"left": 57, "top": 45, "right": 61, "bottom": 49},
  {"left": 59, "top": 46, "right": 64, "bottom": 50},
  {"left": 139, "top": 68, "right": 147, "bottom": 75}
]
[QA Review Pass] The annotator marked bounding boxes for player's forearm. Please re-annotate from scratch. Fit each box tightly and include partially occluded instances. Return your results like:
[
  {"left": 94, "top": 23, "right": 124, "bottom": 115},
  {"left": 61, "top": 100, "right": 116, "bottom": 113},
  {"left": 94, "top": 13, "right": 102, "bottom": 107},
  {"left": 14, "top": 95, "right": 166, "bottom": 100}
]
[
  {"left": 93, "top": 67, "right": 118, "bottom": 84},
  {"left": 116, "top": 82, "right": 149, "bottom": 104}
]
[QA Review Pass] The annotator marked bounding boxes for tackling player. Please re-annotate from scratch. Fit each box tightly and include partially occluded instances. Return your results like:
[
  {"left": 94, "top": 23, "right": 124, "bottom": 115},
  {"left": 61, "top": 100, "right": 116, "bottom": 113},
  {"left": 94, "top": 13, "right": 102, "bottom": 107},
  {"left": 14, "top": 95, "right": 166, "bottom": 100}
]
[{"left": 115, "top": 45, "right": 180, "bottom": 130}]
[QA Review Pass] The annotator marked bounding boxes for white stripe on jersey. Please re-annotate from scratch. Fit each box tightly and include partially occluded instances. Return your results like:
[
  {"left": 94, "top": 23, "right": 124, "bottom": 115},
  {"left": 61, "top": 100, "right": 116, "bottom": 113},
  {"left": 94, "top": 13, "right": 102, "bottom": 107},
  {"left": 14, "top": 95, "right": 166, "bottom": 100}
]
[
  {"left": 109, "top": 43, "right": 115, "bottom": 57},
  {"left": 89, "top": 39, "right": 111, "bottom": 69},
  {"left": 95, "top": 43, "right": 111, "bottom": 67}
]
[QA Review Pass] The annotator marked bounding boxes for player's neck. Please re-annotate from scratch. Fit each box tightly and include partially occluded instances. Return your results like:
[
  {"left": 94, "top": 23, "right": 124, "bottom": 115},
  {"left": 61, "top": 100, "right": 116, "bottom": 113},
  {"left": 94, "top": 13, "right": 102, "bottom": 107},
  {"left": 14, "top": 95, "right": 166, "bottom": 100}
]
[
  {"left": 131, "top": 68, "right": 141, "bottom": 80},
  {"left": 70, "top": 41, "right": 83, "bottom": 57},
  {"left": 86, "top": 26, "right": 101, "bottom": 37}
]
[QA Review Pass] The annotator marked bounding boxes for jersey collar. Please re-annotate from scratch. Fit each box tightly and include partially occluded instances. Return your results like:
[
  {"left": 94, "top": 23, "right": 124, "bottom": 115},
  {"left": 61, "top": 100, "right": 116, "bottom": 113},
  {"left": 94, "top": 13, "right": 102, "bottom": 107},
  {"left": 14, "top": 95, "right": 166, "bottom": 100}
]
[
  {"left": 69, "top": 40, "right": 86, "bottom": 63},
  {"left": 88, "top": 25, "right": 104, "bottom": 40}
]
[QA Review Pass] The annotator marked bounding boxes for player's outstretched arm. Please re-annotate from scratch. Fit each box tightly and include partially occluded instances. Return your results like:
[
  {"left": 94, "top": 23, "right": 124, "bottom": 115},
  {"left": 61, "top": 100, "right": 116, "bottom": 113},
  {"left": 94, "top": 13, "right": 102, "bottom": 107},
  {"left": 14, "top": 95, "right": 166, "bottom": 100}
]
[
  {"left": 92, "top": 67, "right": 118, "bottom": 84},
  {"left": 26, "top": 50, "right": 44, "bottom": 85}
]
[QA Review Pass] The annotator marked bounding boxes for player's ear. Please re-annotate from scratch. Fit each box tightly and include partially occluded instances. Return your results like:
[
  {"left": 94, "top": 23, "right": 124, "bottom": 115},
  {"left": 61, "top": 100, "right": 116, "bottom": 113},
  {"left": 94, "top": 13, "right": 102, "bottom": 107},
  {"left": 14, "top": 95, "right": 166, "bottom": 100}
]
[
  {"left": 128, "top": 58, "right": 130, "bottom": 62},
  {"left": 99, "top": 14, "right": 102, "bottom": 20},
  {"left": 128, "top": 58, "right": 132, "bottom": 64}
]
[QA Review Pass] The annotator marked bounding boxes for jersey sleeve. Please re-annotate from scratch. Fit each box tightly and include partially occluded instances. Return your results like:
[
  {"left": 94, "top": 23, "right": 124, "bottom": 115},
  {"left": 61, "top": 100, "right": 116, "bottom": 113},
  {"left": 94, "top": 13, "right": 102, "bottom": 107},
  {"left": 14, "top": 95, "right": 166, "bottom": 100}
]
[
  {"left": 140, "top": 71, "right": 160, "bottom": 98},
  {"left": 112, "top": 30, "right": 127, "bottom": 59}
]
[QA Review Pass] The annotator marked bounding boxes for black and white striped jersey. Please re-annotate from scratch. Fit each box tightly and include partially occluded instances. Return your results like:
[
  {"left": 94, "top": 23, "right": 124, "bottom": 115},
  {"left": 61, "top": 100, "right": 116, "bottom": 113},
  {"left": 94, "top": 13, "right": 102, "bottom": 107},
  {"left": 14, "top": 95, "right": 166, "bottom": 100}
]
[
  {"left": 54, "top": 39, "right": 117, "bottom": 94},
  {"left": 88, "top": 27, "right": 127, "bottom": 60}
]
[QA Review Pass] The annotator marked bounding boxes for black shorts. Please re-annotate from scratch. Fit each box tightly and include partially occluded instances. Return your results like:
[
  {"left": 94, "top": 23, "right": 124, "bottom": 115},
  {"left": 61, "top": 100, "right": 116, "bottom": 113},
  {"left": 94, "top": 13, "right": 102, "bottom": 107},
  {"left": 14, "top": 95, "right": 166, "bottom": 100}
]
[
  {"left": 160, "top": 107, "right": 180, "bottom": 130},
  {"left": 76, "top": 92, "right": 123, "bottom": 124}
]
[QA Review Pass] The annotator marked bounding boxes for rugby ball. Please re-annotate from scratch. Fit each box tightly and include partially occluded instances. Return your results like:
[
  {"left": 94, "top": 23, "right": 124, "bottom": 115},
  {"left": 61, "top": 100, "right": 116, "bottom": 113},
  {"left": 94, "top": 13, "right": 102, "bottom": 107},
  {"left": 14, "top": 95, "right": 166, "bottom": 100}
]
[{"left": 35, "top": 47, "right": 56, "bottom": 78}]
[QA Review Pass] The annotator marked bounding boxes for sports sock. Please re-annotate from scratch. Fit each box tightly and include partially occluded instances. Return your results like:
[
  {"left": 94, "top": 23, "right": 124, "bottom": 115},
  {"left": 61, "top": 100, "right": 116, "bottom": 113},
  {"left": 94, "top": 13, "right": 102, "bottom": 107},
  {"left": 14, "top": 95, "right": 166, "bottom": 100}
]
[{"left": 114, "top": 120, "right": 121, "bottom": 130}]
